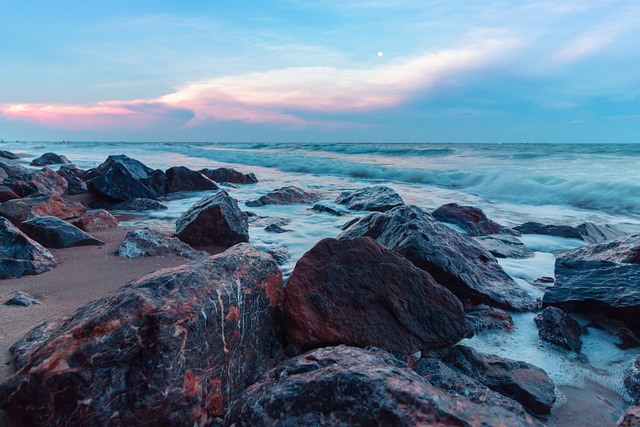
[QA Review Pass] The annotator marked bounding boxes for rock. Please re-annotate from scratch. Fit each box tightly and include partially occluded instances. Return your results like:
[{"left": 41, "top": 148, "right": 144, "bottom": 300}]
[
  {"left": 267, "top": 246, "right": 290, "bottom": 265},
  {"left": 618, "top": 406, "right": 640, "bottom": 426},
  {"left": 265, "top": 224, "right": 289, "bottom": 233},
  {"left": 176, "top": 190, "right": 249, "bottom": 247},
  {"left": 0, "top": 244, "right": 285, "bottom": 426},
  {"left": 442, "top": 345, "right": 556, "bottom": 415},
  {"left": 91, "top": 198, "right": 168, "bottom": 211},
  {"left": 466, "top": 306, "right": 514, "bottom": 333},
  {"left": 87, "top": 161, "right": 159, "bottom": 202},
  {"left": 72, "top": 210, "right": 118, "bottom": 232},
  {"left": 56, "top": 164, "right": 88, "bottom": 195},
  {"left": 19, "top": 216, "right": 104, "bottom": 249},
  {"left": 3, "top": 167, "right": 68, "bottom": 197},
  {"left": 514, "top": 221, "right": 626, "bottom": 244},
  {"left": 4, "top": 292, "right": 41, "bottom": 306},
  {"left": 576, "top": 222, "right": 628, "bottom": 244},
  {"left": 474, "top": 234, "right": 528, "bottom": 258},
  {"left": 116, "top": 227, "right": 203, "bottom": 259},
  {"left": 283, "top": 237, "right": 473, "bottom": 353},
  {"left": 513, "top": 222, "right": 583, "bottom": 239},
  {"left": 339, "top": 205, "right": 536, "bottom": 311},
  {"left": 432, "top": 203, "right": 517, "bottom": 236},
  {"left": 0, "top": 195, "right": 86, "bottom": 225},
  {"left": 30, "top": 152, "right": 71, "bottom": 166},
  {"left": 200, "top": 167, "right": 258, "bottom": 184},
  {"left": 0, "top": 158, "right": 30, "bottom": 176},
  {"left": 543, "top": 234, "right": 640, "bottom": 334},
  {"left": 0, "top": 168, "right": 6, "bottom": 180},
  {"left": 165, "top": 166, "right": 219, "bottom": 193},
  {"left": 0, "top": 217, "right": 56, "bottom": 279},
  {"left": 412, "top": 356, "right": 540, "bottom": 424},
  {"left": 89, "top": 154, "right": 167, "bottom": 196},
  {"left": 224, "top": 345, "right": 541, "bottom": 427},
  {"left": 246, "top": 186, "right": 321, "bottom": 207},
  {"left": 335, "top": 185, "right": 404, "bottom": 212},
  {"left": 624, "top": 355, "right": 640, "bottom": 403},
  {"left": 247, "top": 215, "right": 290, "bottom": 228},
  {"left": 0, "top": 150, "right": 20, "bottom": 160},
  {"left": 534, "top": 307, "right": 586, "bottom": 352},
  {"left": 9, "top": 320, "right": 63, "bottom": 371},
  {"left": 310, "top": 203, "right": 345, "bottom": 216},
  {"left": 0, "top": 185, "right": 19, "bottom": 202}
]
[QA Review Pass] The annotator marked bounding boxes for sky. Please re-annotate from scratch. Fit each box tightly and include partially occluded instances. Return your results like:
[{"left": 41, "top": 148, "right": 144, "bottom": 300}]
[{"left": 1, "top": 0, "right": 640, "bottom": 143}]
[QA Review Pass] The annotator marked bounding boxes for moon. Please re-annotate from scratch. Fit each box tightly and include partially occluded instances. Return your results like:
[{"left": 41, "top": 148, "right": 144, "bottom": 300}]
[{"left": 377, "top": 51, "right": 383, "bottom": 57}]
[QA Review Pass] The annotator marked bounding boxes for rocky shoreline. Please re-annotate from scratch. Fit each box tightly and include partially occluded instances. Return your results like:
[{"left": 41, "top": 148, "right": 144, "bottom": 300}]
[{"left": 1, "top": 150, "right": 640, "bottom": 426}]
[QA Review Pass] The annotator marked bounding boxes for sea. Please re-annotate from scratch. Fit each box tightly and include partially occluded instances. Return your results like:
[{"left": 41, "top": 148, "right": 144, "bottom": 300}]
[{"left": 4, "top": 140, "right": 640, "bottom": 423}]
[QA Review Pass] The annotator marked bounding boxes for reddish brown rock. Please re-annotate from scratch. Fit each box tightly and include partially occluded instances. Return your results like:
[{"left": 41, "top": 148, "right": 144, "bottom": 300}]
[
  {"left": 165, "top": 166, "right": 219, "bottom": 193},
  {"left": 224, "top": 345, "right": 541, "bottom": 427},
  {"left": 176, "top": 190, "right": 249, "bottom": 247},
  {"left": 200, "top": 167, "right": 258, "bottom": 184},
  {"left": 3, "top": 167, "right": 68, "bottom": 197},
  {"left": 0, "top": 195, "right": 86, "bottom": 225},
  {"left": 0, "top": 217, "right": 56, "bottom": 279},
  {"left": 432, "top": 203, "right": 518, "bottom": 236},
  {"left": 284, "top": 237, "right": 473, "bottom": 353},
  {"left": 246, "top": 186, "right": 321, "bottom": 207},
  {"left": 0, "top": 243, "right": 285, "bottom": 426},
  {"left": 72, "top": 210, "right": 118, "bottom": 232},
  {"left": 0, "top": 185, "right": 19, "bottom": 202}
]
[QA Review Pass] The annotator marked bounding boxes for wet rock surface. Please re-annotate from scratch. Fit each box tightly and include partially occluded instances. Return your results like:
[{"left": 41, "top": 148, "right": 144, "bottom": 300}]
[
  {"left": 0, "top": 244, "right": 285, "bottom": 426},
  {"left": 466, "top": 306, "right": 515, "bottom": 333},
  {"left": 432, "top": 203, "right": 517, "bottom": 236},
  {"left": 339, "top": 205, "right": 536, "bottom": 311},
  {"left": 30, "top": 152, "right": 71, "bottom": 166},
  {"left": 310, "top": 203, "right": 346, "bottom": 216},
  {"left": 200, "top": 167, "right": 258, "bottom": 184},
  {"left": 514, "top": 221, "right": 626, "bottom": 244},
  {"left": 474, "top": 234, "right": 528, "bottom": 258},
  {"left": 0, "top": 217, "right": 56, "bottom": 279},
  {"left": 0, "top": 150, "right": 20, "bottom": 160},
  {"left": 246, "top": 186, "right": 321, "bottom": 207},
  {"left": 56, "top": 164, "right": 88, "bottom": 195},
  {"left": 165, "top": 166, "right": 219, "bottom": 193},
  {"left": 534, "top": 307, "right": 586, "bottom": 352},
  {"left": 0, "top": 185, "right": 19, "bottom": 202},
  {"left": 0, "top": 158, "right": 29, "bottom": 177},
  {"left": 176, "top": 190, "right": 249, "bottom": 247},
  {"left": 19, "top": 216, "right": 104, "bottom": 248},
  {"left": 0, "top": 195, "right": 86, "bottom": 224},
  {"left": 335, "top": 185, "right": 404, "bottom": 212},
  {"left": 283, "top": 237, "right": 473, "bottom": 353},
  {"left": 224, "top": 345, "right": 541, "bottom": 427}
]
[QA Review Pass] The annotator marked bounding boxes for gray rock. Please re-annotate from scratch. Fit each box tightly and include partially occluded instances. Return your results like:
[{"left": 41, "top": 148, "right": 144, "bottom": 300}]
[
  {"left": 335, "top": 185, "right": 404, "bottom": 212},
  {"left": 116, "top": 227, "right": 203, "bottom": 259},
  {"left": 0, "top": 217, "right": 56, "bottom": 279},
  {"left": 474, "top": 234, "right": 528, "bottom": 259},
  {"left": 19, "top": 216, "right": 104, "bottom": 248},
  {"left": 4, "top": 292, "right": 41, "bottom": 307},
  {"left": 246, "top": 186, "right": 321, "bottom": 207},
  {"left": 534, "top": 307, "right": 586, "bottom": 352}
]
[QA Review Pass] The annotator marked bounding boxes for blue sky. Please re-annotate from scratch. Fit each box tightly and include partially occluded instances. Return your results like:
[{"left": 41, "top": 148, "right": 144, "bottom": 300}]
[{"left": 1, "top": 0, "right": 639, "bottom": 143}]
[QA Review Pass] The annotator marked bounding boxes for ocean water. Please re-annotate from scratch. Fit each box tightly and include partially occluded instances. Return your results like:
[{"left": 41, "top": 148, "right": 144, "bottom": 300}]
[{"left": 4, "top": 140, "right": 640, "bottom": 414}]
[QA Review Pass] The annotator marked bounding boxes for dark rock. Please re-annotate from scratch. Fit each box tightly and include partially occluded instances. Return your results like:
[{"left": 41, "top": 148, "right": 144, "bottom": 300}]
[
  {"left": 92, "top": 154, "right": 167, "bottom": 196},
  {"left": 30, "top": 152, "right": 71, "bottom": 166},
  {"left": 246, "top": 186, "right": 321, "bottom": 207},
  {"left": 534, "top": 307, "right": 586, "bottom": 352},
  {"left": 514, "top": 222, "right": 582, "bottom": 239},
  {"left": 4, "top": 292, "right": 41, "bottom": 306},
  {"left": 412, "top": 356, "right": 541, "bottom": 424},
  {"left": 265, "top": 224, "right": 289, "bottom": 233},
  {"left": 200, "top": 167, "right": 258, "bottom": 184},
  {"left": 442, "top": 345, "right": 556, "bottom": 415},
  {"left": 432, "top": 203, "right": 518, "bottom": 236},
  {"left": 0, "top": 217, "right": 56, "bottom": 279},
  {"left": 0, "top": 195, "right": 86, "bottom": 225},
  {"left": 542, "top": 234, "right": 640, "bottom": 335},
  {"left": 533, "top": 276, "right": 555, "bottom": 285},
  {"left": 466, "top": 306, "right": 514, "bottom": 333},
  {"left": 247, "top": 215, "right": 290, "bottom": 228},
  {"left": 474, "top": 234, "right": 528, "bottom": 258},
  {"left": 19, "top": 216, "right": 104, "bottom": 249},
  {"left": 267, "top": 246, "right": 290, "bottom": 265},
  {"left": 514, "top": 221, "right": 626, "bottom": 244},
  {"left": 3, "top": 167, "right": 68, "bottom": 197},
  {"left": 283, "top": 237, "right": 473, "bottom": 353},
  {"left": 0, "top": 168, "right": 6, "bottom": 180},
  {"left": 0, "top": 150, "right": 20, "bottom": 160},
  {"left": 339, "top": 205, "right": 536, "bottom": 311},
  {"left": 92, "top": 198, "right": 168, "bottom": 211},
  {"left": 616, "top": 329, "right": 640, "bottom": 350},
  {"left": 0, "top": 158, "right": 29, "bottom": 177},
  {"left": 165, "top": 166, "right": 219, "bottom": 193},
  {"left": 0, "top": 185, "right": 19, "bottom": 202},
  {"left": 87, "top": 162, "right": 159, "bottom": 202},
  {"left": 116, "top": 227, "right": 203, "bottom": 259},
  {"left": 618, "top": 406, "right": 640, "bottom": 426},
  {"left": 310, "top": 203, "right": 345, "bottom": 216},
  {"left": 9, "top": 319, "right": 63, "bottom": 371},
  {"left": 224, "top": 345, "right": 541, "bottom": 427},
  {"left": 335, "top": 185, "right": 404, "bottom": 212},
  {"left": 72, "top": 210, "right": 118, "bottom": 232},
  {"left": 56, "top": 164, "right": 88, "bottom": 195},
  {"left": 576, "top": 222, "right": 627, "bottom": 244},
  {"left": 624, "top": 355, "right": 640, "bottom": 403},
  {"left": 0, "top": 243, "right": 285, "bottom": 426},
  {"left": 176, "top": 190, "right": 249, "bottom": 247}
]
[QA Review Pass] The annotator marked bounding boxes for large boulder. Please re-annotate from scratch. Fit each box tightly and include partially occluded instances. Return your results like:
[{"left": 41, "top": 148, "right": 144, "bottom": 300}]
[
  {"left": 0, "top": 185, "right": 19, "bottom": 202},
  {"left": 165, "top": 166, "right": 219, "bottom": 193},
  {"left": 19, "top": 216, "right": 104, "bottom": 248},
  {"left": 3, "top": 167, "right": 68, "bottom": 197},
  {"left": 283, "top": 237, "right": 473, "bottom": 353},
  {"left": 339, "top": 205, "right": 535, "bottom": 311},
  {"left": 88, "top": 154, "right": 167, "bottom": 194},
  {"left": 0, "top": 243, "right": 285, "bottom": 426},
  {"left": 0, "top": 195, "right": 86, "bottom": 225},
  {"left": 224, "top": 345, "right": 541, "bottom": 427},
  {"left": 87, "top": 161, "right": 159, "bottom": 202},
  {"left": 542, "top": 234, "right": 640, "bottom": 334},
  {"left": 0, "top": 158, "right": 29, "bottom": 177},
  {"left": 176, "top": 190, "right": 249, "bottom": 247},
  {"left": 335, "top": 185, "right": 404, "bottom": 212},
  {"left": 514, "top": 221, "right": 626, "bottom": 244},
  {"left": 116, "top": 227, "right": 202, "bottom": 259},
  {"left": 246, "top": 186, "right": 321, "bottom": 207},
  {"left": 56, "top": 164, "right": 88, "bottom": 195},
  {"left": 0, "top": 150, "right": 20, "bottom": 160},
  {"left": 441, "top": 345, "right": 556, "bottom": 416},
  {"left": 71, "top": 210, "right": 118, "bottom": 232},
  {"left": 0, "top": 217, "right": 56, "bottom": 279},
  {"left": 534, "top": 307, "right": 586, "bottom": 352},
  {"left": 200, "top": 167, "right": 258, "bottom": 184},
  {"left": 432, "top": 203, "right": 517, "bottom": 236},
  {"left": 30, "top": 152, "right": 71, "bottom": 166}
]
